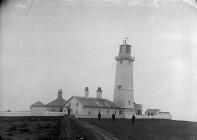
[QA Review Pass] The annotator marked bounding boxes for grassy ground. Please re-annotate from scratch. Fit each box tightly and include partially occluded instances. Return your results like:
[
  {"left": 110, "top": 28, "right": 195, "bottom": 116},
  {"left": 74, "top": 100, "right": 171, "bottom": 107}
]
[
  {"left": 0, "top": 116, "right": 97, "bottom": 140},
  {"left": 0, "top": 116, "right": 61, "bottom": 140},
  {"left": 81, "top": 119, "right": 197, "bottom": 140}
]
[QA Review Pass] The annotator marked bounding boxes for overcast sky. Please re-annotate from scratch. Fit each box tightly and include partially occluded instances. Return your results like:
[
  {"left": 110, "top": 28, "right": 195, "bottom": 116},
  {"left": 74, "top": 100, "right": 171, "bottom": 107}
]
[{"left": 0, "top": 0, "right": 197, "bottom": 121}]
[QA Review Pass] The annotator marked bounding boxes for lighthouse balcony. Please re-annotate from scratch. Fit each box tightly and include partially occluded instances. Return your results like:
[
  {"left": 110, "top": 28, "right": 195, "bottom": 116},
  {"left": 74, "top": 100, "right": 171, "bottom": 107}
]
[{"left": 115, "top": 55, "right": 135, "bottom": 61}]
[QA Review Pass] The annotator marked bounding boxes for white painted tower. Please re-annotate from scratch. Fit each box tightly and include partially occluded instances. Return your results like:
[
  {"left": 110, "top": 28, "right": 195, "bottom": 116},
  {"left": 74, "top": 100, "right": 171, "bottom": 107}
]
[{"left": 113, "top": 39, "right": 135, "bottom": 118}]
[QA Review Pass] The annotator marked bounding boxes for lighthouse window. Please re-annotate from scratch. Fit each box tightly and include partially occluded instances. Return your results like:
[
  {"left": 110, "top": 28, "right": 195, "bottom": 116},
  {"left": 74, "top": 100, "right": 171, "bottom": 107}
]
[
  {"left": 118, "top": 85, "right": 122, "bottom": 90},
  {"left": 126, "top": 47, "right": 131, "bottom": 53}
]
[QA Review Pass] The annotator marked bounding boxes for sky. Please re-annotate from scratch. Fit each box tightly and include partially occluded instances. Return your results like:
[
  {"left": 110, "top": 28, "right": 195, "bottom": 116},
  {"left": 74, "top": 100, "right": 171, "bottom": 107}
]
[{"left": 0, "top": 0, "right": 197, "bottom": 122}]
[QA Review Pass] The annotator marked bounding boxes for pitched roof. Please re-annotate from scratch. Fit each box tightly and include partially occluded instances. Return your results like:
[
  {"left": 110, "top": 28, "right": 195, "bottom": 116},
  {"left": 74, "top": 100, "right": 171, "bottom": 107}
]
[
  {"left": 145, "top": 109, "right": 161, "bottom": 113},
  {"left": 65, "top": 96, "right": 120, "bottom": 109},
  {"left": 31, "top": 101, "right": 45, "bottom": 107},
  {"left": 46, "top": 89, "right": 67, "bottom": 107},
  {"left": 46, "top": 98, "right": 66, "bottom": 107}
]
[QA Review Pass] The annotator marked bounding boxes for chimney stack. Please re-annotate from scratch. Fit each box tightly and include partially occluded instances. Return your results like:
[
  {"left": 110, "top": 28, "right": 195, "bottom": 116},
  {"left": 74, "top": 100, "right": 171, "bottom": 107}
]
[
  {"left": 96, "top": 87, "right": 102, "bottom": 99},
  {"left": 57, "top": 89, "right": 63, "bottom": 99},
  {"left": 85, "top": 87, "right": 89, "bottom": 98}
]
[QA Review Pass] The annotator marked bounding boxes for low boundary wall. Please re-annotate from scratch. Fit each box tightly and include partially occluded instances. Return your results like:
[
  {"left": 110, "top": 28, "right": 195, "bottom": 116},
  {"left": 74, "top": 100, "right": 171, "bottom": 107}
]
[{"left": 0, "top": 111, "right": 66, "bottom": 116}]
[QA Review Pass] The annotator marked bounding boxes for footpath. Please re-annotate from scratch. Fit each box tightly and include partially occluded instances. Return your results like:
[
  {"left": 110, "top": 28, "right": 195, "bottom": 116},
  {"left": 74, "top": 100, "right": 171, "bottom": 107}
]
[{"left": 58, "top": 116, "right": 119, "bottom": 140}]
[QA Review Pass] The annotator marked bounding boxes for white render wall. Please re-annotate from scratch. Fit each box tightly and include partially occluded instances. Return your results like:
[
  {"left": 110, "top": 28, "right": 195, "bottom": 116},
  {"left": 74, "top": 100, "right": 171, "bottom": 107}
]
[
  {"left": 63, "top": 97, "right": 123, "bottom": 118},
  {"left": 30, "top": 106, "right": 47, "bottom": 116},
  {"left": 136, "top": 114, "right": 172, "bottom": 119},
  {"left": 75, "top": 107, "right": 122, "bottom": 118},
  {"left": 114, "top": 60, "right": 134, "bottom": 109},
  {"left": 64, "top": 97, "right": 84, "bottom": 115}
]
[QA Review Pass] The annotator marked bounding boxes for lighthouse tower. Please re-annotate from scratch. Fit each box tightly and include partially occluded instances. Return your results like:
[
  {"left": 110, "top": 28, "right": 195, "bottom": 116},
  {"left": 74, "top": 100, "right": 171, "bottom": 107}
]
[{"left": 113, "top": 39, "right": 135, "bottom": 118}]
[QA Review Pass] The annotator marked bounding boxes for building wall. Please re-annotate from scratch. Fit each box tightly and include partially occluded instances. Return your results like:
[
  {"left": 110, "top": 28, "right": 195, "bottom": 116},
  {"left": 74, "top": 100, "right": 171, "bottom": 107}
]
[
  {"left": 63, "top": 97, "right": 123, "bottom": 118},
  {"left": 47, "top": 106, "right": 62, "bottom": 112},
  {"left": 136, "top": 114, "right": 171, "bottom": 119},
  {"left": 122, "top": 108, "right": 135, "bottom": 118},
  {"left": 30, "top": 107, "right": 47, "bottom": 116},
  {"left": 64, "top": 97, "right": 83, "bottom": 115},
  {"left": 145, "top": 111, "right": 160, "bottom": 116},
  {"left": 76, "top": 107, "right": 122, "bottom": 118},
  {"left": 134, "top": 104, "right": 143, "bottom": 115},
  {"left": 114, "top": 60, "right": 134, "bottom": 109}
]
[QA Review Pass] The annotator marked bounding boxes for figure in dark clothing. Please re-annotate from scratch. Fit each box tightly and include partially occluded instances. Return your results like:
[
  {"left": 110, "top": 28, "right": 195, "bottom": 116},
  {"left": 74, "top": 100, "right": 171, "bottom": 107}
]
[
  {"left": 132, "top": 114, "right": 135, "bottom": 124},
  {"left": 68, "top": 110, "right": 70, "bottom": 116},
  {"left": 98, "top": 111, "right": 101, "bottom": 120},
  {"left": 112, "top": 113, "right": 115, "bottom": 121}
]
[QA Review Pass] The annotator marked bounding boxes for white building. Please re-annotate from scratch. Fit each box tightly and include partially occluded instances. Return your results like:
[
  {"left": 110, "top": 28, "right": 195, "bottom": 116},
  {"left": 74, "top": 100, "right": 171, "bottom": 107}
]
[
  {"left": 145, "top": 109, "right": 171, "bottom": 119},
  {"left": 30, "top": 40, "right": 171, "bottom": 119},
  {"left": 63, "top": 87, "right": 123, "bottom": 118},
  {"left": 113, "top": 39, "right": 142, "bottom": 118},
  {"left": 30, "top": 101, "right": 47, "bottom": 116},
  {"left": 30, "top": 89, "right": 66, "bottom": 116}
]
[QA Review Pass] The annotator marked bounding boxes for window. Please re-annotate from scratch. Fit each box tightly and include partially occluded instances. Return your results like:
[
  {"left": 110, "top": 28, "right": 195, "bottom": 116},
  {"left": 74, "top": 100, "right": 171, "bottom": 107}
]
[
  {"left": 118, "top": 85, "right": 122, "bottom": 90},
  {"left": 107, "top": 110, "right": 109, "bottom": 114},
  {"left": 115, "top": 111, "right": 116, "bottom": 114},
  {"left": 151, "top": 113, "right": 153, "bottom": 116},
  {"left": 76, "top": 102, "right": 78, "bottom": 107},
  {"left": 69, "top": 103, "right": 71, "bottom": 106},
  {"left": 89, "top": 111, "right": 91, "bottom": 115},
  {"left": 126, "top": 46, "right": 131, "bottom": 54},
  {"left": 119, "top": 110, "right": 122, "bottom": 114},
  {"left": 76, "top": 110, "right": 78, "bottom": 114},
  {"left": 137, "top": 110, "right": 141, "bottom": 115},
  {"left": 148, "top": 113, "right": 150, "bottom": 116},
  {"left": 128, "top": 100, "right": 131, "bottom": 105}
]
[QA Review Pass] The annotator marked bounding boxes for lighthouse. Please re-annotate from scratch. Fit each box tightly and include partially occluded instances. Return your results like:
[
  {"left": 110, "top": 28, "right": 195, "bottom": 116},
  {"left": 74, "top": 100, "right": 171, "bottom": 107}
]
[{"left": 113, "top": 39, "right": 135, "bottom": 118}]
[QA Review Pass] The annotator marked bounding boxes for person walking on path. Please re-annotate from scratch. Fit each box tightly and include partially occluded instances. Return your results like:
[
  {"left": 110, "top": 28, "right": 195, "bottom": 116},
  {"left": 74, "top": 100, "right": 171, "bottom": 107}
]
[
  {"left": 132, "top": 114, "right": 135, "bottom": 124},
  {"left": 98, "top": 111, "right": 101, "bottom": 120},
  {"left": 112, "top": 113, "right": 115, "bottom": 121}
]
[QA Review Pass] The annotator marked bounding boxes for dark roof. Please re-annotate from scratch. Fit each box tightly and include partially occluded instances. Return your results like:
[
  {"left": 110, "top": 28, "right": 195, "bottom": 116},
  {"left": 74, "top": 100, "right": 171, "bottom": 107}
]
[
  {"left": 46, "top": 98, "right": 66, "bottom": 107},
  {"left": 145, "top": 109, "right": 161, "bottom": 113},
  {"left": 31, "top": 101, "right": 45, "bottom": 107},
  {"left": 65, "top": 96, "right": 120, "bottom": 109}
]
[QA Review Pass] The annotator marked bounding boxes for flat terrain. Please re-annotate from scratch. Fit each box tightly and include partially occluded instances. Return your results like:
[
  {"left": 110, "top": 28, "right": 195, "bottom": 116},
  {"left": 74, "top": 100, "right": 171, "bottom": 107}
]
[
  {"left": 80, "top": 119, "right": 197, "bottom": 140},
  {"left": 0, "top": 116, "right": 61, "bottom": 140}
]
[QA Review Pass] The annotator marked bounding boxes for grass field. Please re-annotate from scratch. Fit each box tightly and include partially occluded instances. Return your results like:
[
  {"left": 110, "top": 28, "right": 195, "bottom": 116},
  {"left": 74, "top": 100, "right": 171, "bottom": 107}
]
[
  {"left": 1, "top": 116, "right": 197, "bottom": 140},
  {"left": 81, "top": 119, "right": 197, "bottom": 140},
  {"left": 0, "top": 116, "right": 61, "bottom": 140}
]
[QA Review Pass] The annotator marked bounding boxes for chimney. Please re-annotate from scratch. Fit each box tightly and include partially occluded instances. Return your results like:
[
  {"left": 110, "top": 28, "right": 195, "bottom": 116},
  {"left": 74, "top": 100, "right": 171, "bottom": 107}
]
[
  {"left": 85, "top": 87, "right": 89, "bottom": 98},
  {"left": 57, "top": 89, "right": 63, "bottom": 99},
  {"left": 96, "top": 87, "right": 102, "bottom": 99}
]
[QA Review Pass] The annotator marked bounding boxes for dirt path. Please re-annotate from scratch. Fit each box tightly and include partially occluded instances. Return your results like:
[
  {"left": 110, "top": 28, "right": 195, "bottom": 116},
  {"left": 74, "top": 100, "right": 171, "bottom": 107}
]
[
  {"left": 58, "top": 116, "right": 84, "bottom": 140},
  {"left": 75, "top": 119, "right": 119, "bottom": 140},
  {"left": 58, "top": 116, "right": 119, "bottom": 140}
]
